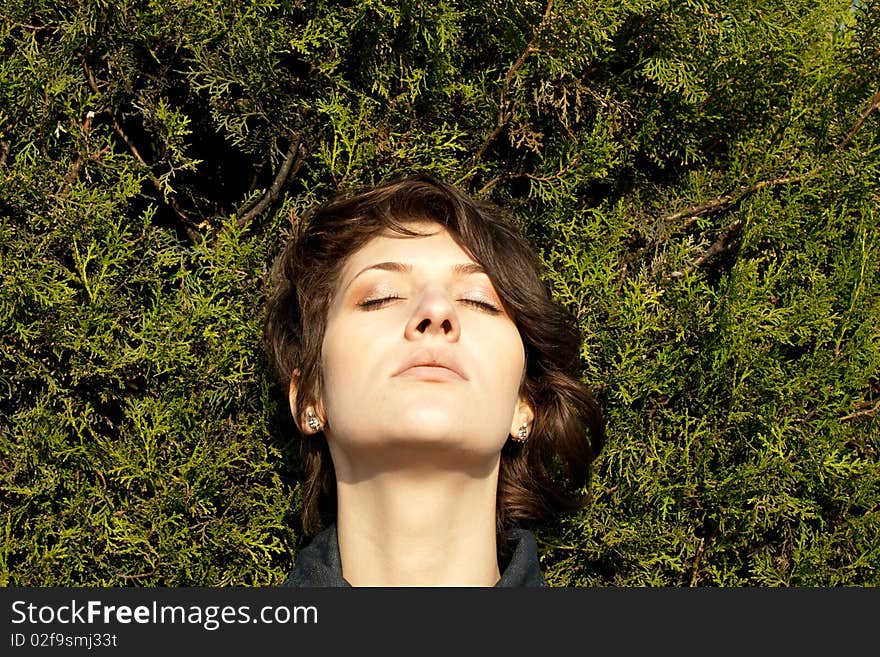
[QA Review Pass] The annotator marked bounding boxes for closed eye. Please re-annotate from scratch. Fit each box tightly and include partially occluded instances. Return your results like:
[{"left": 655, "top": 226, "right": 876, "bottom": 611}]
[
  {"left": 358, "top": 296, "right": 402, "bottom": 310},
  {"left": 461, "top": 299, "right": 501, "bottom": 314},
  {"left": 358, "top": 296, "right": 500, "bottom": 314}
]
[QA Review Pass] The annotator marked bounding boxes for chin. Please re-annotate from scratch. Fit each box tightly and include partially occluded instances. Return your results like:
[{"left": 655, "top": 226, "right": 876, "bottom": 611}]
[
  {"left": 390, "top": 415, "right": 508, "bottom": 455},
  {"left": 330, "top": 419, "right": 507, "bottom": 476}
]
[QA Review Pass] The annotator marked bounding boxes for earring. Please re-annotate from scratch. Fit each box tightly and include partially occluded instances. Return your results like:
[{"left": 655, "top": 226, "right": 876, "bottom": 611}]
[
  {"left": 513, "top": 422, "right": 528, "bottom": 443},
  {"left": 306, "top": 410, "right": 322, "bottom": 432}
]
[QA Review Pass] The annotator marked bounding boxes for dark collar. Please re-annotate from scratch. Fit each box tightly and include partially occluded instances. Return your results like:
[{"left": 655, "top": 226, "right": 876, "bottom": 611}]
[{"left": 284, "top": 523, "right": 545, "bottom": 587}]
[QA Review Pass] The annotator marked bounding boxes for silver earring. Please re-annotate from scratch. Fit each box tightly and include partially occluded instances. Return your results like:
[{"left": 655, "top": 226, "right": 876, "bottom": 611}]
[
  {"left": 514, "top": 422, "right": 528, "bottom": 442},
  {"left": 306, "top": 410, "right": 322, "bottom": 432}
]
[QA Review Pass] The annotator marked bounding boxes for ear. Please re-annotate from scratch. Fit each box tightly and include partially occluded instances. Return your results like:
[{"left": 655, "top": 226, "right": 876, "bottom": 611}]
[
  {"left": 288, "top": 369, "right": 325, "bottom": 434},
  {"left": 287, "top": 369, "right": 301, "bottom": 421},
  {"left": 509, "top": 395, "right": 535, "bottom": 440}
]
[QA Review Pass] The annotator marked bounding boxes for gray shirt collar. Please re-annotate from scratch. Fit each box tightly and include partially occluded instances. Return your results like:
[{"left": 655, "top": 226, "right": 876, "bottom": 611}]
[{"left": 284, "top": 523, "right": 545, "bottom": 587}]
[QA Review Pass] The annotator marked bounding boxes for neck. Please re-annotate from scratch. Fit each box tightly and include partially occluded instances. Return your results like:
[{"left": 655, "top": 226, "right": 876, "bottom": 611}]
[{"left": 333, "top": 455, "right": 501, "bottom": 586}]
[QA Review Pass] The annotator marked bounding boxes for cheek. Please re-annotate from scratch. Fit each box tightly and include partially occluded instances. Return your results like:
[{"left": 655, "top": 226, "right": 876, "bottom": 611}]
[
  {"left": 482, "top": 325, "right": 527, "bottom": 399},
  {"left": 320, "top": 317, "right": 388, "bottom": 404},
  {"left": 319, "top": 320, "right": 348, "bottom": 404}
]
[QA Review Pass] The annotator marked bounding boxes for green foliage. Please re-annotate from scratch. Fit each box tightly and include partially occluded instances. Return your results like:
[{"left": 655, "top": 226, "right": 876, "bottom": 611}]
[{"left": 1, "top": 0, "right": 877, "bottom": 585}]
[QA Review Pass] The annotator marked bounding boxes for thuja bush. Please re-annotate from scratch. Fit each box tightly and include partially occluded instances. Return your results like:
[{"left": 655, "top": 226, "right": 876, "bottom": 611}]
[{"left": 1, "top": 0, "right": 877, "bottom": 586}]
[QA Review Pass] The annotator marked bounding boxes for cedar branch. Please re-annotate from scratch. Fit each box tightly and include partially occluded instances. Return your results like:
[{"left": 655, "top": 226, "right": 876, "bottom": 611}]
[
  {"left": 236, "top": 139, "right": 305, "bottom": 229},
  {"left": 504, "top": 0, "right": 554, "bottom": 87},
  {"left": 690, "top": 537, "right": 706, "bottom": 587},
  {"left": 524, "top": 154, "right": 581, "bottom": 183},
  {"left": 117, "top": 571, "right": 157, "bottom": 581},
  {"left": 665, "top": 219, "right": 744, "bottom": 281},
  {"left": 79, "top": 54, "right": 200, "bottom": 242},
  {"left": 839, "top": 402, "right": 879, "bottom": 422},
  {"left": 664, "top": 194, "right": 733, "bottom": 224},
  {"left": 837, "top": 89, "right": 880, "bottom": 151},
  {"left": 664, "top": 89, "right": 880, "bottom": 225},
  {"left": 476, "top": 153, "right": 580, "bottom": 196},
  {"left": 468, "top": 0, "right": 554, "bottom": 169},
  {"left": 64, "top": 111, "right": 95, "bottom": 184},
  {"left": 476, "top": 174, "right": 504, "bottom": 196},
  {"left": 691, "top": 220, "right": 743, "bottom": 269},
  {"left": 0, "top": 13, "right": 51, "bottom": 30}
]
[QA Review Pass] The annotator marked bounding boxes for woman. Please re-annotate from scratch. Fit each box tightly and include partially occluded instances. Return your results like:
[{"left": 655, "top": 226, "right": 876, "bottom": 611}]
[{"left": 262, "top": 173, "right": 605, "bottom": 586}]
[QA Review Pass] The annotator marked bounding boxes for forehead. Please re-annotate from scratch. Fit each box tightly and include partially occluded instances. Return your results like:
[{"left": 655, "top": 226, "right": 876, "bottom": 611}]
[{"left": 339, "top": 221, "right": 478, "bottom": 278}]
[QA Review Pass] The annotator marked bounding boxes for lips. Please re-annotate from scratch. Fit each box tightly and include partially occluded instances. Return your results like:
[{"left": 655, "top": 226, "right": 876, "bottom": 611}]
[{"left": 393, "top": 349, "right": 467, "bottom": 381}]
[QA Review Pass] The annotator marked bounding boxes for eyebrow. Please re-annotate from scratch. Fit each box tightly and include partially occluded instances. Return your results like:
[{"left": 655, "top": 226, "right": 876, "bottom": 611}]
[{"left": 346, "top": 261, "right": 488, "bottom": 290}]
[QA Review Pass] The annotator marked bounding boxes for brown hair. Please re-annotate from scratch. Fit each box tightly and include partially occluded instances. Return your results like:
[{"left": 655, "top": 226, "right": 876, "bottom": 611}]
[{"left": 262, "top": 173, "right": 605, "bottom": 536}]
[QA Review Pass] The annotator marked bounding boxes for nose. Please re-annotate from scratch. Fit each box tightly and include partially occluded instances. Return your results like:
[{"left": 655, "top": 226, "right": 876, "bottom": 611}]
[{"left": 404, "top": 287, "right": 461, "bottom": 341}]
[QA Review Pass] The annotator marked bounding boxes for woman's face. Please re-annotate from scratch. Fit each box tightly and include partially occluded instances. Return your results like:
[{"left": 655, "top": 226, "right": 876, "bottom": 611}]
[{"left": 314, "top": 221, "right": 531, "bottom": 473}]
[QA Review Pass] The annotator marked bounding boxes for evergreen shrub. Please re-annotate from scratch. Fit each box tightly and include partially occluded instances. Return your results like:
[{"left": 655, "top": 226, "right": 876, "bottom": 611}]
[{"left": 1, "top": 0, "right": 877, "bottom": 585}]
